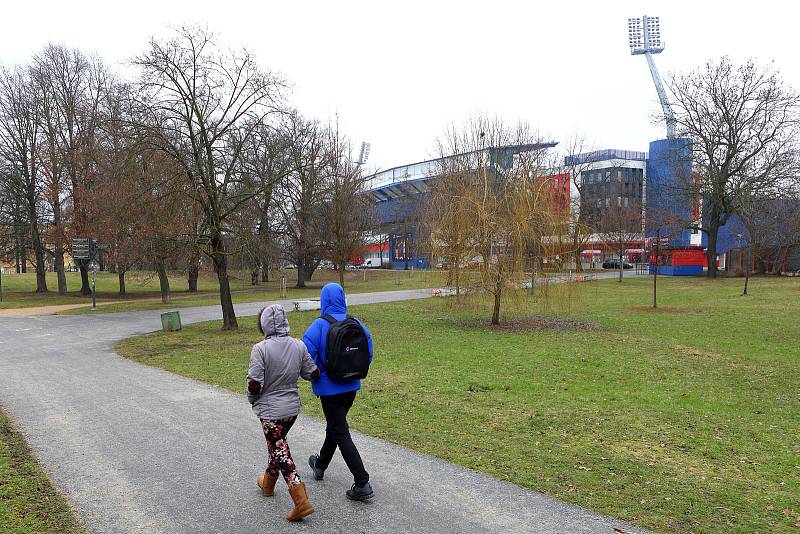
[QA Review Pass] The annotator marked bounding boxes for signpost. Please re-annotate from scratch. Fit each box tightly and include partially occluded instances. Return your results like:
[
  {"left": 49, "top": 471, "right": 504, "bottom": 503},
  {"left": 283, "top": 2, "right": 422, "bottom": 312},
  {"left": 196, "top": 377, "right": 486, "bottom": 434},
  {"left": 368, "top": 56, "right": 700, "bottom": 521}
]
[
  {"left": 71, "top": 238, "right": 95, "bottom": 261},
  {"left": 88, "top": 260, "right": 99, "bottom": 310},
  {"left": 72, "top": 238, "right": 99, "bottom": 310}
]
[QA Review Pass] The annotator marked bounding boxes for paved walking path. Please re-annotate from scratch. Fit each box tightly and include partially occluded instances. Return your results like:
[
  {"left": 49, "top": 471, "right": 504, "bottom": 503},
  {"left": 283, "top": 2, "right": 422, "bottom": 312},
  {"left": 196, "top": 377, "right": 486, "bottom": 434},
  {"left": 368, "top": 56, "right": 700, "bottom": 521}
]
[{"left": 0, "top": 287, "right": 651, "bottom": 533}]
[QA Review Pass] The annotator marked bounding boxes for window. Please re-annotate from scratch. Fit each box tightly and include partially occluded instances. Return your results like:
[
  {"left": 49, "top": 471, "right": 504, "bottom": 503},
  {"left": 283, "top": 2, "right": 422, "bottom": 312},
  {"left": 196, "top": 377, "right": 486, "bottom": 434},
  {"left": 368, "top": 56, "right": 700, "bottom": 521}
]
[{"left": 624, "top": 197, "right": 629, "bottom": 207}]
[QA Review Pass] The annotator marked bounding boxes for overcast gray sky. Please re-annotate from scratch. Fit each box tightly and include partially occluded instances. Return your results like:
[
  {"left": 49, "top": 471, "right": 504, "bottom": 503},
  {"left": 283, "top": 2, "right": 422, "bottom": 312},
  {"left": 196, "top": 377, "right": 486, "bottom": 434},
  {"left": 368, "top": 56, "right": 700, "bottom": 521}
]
[{"left": 2, "top": 0, "right": 797, "bottom": 171}]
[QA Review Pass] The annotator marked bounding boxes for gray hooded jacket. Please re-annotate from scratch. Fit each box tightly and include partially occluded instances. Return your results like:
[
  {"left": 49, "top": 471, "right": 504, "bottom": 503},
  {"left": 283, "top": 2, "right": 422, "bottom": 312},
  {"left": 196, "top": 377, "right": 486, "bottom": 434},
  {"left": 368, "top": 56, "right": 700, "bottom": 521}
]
[{"left": 247, "top": 304, "right": 318, "bottom": 420}]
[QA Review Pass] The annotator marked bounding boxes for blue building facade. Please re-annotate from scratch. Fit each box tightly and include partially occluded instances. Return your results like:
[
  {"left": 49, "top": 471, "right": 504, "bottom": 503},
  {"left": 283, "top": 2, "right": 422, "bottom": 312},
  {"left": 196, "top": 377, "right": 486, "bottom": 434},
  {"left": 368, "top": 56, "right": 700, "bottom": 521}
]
[{"left": 645, "top": 138, "right": 699, "bottom": 247}]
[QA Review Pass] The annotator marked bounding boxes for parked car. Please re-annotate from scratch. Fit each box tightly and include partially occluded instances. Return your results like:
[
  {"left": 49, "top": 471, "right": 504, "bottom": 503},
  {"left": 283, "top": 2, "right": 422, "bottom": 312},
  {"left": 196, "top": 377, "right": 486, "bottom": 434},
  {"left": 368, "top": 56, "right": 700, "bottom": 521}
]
[
  {"left": 358, "top": 259, "right": 379, "bottom": 269},
  {"left": 602, "top": 259, "right": 633, "bottom": 270}
]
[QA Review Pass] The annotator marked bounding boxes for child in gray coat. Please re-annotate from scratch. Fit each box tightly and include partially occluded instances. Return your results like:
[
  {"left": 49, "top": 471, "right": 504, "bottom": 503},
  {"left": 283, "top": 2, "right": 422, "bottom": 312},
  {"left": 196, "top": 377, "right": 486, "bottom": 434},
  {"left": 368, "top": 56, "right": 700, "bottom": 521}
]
[{"left": 247, "top": 304, "right": 319, "bottom": 522}]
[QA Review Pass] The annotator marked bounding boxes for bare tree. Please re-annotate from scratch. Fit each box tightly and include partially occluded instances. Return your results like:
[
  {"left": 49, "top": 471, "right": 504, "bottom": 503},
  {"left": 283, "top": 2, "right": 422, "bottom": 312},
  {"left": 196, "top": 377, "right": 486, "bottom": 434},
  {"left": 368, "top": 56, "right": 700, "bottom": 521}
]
[
  {"left": 0, "top": 65, "right": 48, "bottom": 292},
  {"left": 32, "top": 44, "right": 109, "bottom": 295},
  {"left": 132, "top": 26, "right": 284, "bottom": 329},
  {"left": 427, "top": 170, "right": 477, "bottom": 295},
  {"left": 0, "top": 160, "right": 30, "bottom": 273},
  {"left": 737, "top": 192, "right": 800, "bottom": 295},
  {"left": 322, "top": 128, "right": 372, "bottom": 287},
  {"left": 276, "top": 113, "right": 330, "bottom": 288},
  {"left": 597, "top": 200, "right": 643, "bottom": 282},
  {"left": 237, "top": 119, "right": 294, "bottom": 284},
  {"left": 559, "top": 134, "right": 598, "bottom": 271},
  {"left": 667, "top": 57, "right": 800, "bottom": 277},
  {"left": 432, "top": 116, "right": 559, "bottom": 325}
]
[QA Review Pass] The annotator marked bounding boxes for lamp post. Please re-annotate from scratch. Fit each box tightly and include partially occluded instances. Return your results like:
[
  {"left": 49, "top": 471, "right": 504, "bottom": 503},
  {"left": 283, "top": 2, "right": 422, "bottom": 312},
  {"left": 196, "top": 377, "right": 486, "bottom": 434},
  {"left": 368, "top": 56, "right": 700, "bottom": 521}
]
[
  {"left": 88, "top": 259, "right": 99, "bottom": 310},
  {"left": 653, "top": 228, "right": 660, "bottom": 308}
]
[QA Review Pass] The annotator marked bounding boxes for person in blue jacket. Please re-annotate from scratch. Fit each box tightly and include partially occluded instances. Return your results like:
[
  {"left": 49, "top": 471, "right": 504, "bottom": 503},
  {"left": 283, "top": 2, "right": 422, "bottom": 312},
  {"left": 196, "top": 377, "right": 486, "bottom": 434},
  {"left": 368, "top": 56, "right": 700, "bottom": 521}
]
[{"left": 303, "top": 283, "right": 374, "bottom": 501}]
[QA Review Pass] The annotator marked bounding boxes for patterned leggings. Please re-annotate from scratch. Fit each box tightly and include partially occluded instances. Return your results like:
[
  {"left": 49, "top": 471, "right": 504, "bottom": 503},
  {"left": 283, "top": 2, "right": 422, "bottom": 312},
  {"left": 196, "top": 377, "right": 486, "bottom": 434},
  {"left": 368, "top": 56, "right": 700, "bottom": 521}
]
[{"left": 260, "top": 416, "right": 301, "bottom": 487}]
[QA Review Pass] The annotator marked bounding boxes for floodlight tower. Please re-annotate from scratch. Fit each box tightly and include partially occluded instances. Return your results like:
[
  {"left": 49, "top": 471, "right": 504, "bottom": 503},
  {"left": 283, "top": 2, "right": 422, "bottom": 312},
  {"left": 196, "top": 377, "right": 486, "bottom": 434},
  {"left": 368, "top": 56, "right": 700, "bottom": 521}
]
[
  {"left": 355, "top": 141, "right": 371, "bottom": 169},
  {"left": 628, "top": 15, "right": 675, "bottom": 138}
]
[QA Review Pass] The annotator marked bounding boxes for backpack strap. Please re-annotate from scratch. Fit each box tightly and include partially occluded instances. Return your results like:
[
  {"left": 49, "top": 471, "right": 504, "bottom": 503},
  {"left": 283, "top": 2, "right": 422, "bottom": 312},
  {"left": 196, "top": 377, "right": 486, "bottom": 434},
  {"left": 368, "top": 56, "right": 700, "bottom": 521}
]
[{"left": 321, "top": 314, "right": 336, "bottom": 324}]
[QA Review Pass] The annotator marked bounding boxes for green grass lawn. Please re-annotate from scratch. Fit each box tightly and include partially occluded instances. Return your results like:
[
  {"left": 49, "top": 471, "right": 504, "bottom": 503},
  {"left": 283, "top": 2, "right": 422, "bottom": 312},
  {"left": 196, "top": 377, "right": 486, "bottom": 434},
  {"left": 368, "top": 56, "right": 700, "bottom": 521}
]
[
  {"left": 0, "top": 268, "right": 445, "bottom": 313},
  {"left": 0, "top": 270, "right": 220, "bottom": 309},
  {"left": 114, "top": 276, "right": 800, "bottom": 533},
  {"left": 0, "top": 410, "right": 86, "bottom": 534}
]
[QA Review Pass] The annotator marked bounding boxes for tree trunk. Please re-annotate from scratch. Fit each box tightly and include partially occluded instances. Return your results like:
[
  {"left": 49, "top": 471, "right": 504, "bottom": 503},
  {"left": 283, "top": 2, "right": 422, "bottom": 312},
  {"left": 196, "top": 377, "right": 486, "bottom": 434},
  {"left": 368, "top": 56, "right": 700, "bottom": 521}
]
[
  {"left": 34, "top": 246, "right": 47, "bottom": 293},
  {"left": 742, "top": 247, "right": 750, "bottom": 296},
  {"left": 188, "top": 262, "right": 199, "bottom": 292},
  {"left": 216, "top": 265, "right": 237, "bottom": 330},
  {"left": 118, "top": 269, "right": 126, "bottom": 297},
  {"left": 339, "top": 265, "right": 345, "bottom": 287},
  {"left": 55, "top": 249, "right": 67, "bottom": 294},
  {"left": 251, "top": 269, "right": 259, "bottom": 285},
  {"left": 261, "top": 262, "right": 269, "bottom": 284},
  {"left": 491, "top": 287, "right": 502, "bottom": 325},
  {"left": 296, "top": 262, "right": 306, "bottom": 289},
  {"left": 156, "top": 260, "right": 170, "bottom": 303},
  {"left": 52, "top": 197, "right": 67, "bottom": 294},
  {"left": 14, "top": 213, "right": 23, "bottom": 273},
  {"left": 619, "top": 245, "right": 624, "bottom": 282},
  {"left": 27, "top": 205, "right": 48, "bottom": 293},
  {"left": 15, "top": 232, "right": 22, "bottom": 273},
  {"left": 31, "top": 238, "right": 47, "bottom": 293},
  {"left": 706, "top": 220, "right": 720, "bottom": 278},
  {"left": 79, "top": 262, "right": 91, "bottom": 295},
  {"left": 211, "top": 232, "right": 238, "bottom": 330}
]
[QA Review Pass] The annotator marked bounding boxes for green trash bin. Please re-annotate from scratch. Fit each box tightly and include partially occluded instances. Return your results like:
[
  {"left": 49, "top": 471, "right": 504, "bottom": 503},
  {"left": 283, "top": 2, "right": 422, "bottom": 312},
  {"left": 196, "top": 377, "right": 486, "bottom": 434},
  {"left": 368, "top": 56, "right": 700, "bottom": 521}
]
[{"left": 160, "top": 311, "right": 182, "bottom": 332}]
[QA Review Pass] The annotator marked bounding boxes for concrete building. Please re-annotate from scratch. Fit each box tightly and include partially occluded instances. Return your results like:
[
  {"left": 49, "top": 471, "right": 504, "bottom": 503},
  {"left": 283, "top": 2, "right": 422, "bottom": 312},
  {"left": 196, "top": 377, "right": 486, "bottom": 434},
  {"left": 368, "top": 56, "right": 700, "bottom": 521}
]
[{"left": 565, "top": 149, "right": 647, "bottom": 233}]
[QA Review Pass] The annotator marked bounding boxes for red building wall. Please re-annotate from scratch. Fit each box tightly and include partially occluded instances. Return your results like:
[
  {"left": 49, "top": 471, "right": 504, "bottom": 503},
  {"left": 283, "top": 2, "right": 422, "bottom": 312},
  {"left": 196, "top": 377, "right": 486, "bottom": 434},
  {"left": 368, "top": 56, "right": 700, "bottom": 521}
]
[{"left": 539, "top": 172, "right": 571, "bottom": 215}]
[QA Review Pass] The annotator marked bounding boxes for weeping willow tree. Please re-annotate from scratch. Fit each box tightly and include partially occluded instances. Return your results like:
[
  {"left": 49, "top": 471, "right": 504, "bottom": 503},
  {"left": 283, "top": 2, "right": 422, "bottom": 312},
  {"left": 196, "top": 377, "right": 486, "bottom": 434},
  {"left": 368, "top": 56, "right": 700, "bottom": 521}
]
[{"left": 429, "top": 116, "right": 581, "bottom": 325}]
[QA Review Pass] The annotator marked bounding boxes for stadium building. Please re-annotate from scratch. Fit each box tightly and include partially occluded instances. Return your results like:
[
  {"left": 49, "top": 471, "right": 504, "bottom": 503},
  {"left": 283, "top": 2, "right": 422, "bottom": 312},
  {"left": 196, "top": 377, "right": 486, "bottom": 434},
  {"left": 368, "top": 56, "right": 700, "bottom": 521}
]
[{"left": 364, "top": 142, "right": 557, "bottom": 269}]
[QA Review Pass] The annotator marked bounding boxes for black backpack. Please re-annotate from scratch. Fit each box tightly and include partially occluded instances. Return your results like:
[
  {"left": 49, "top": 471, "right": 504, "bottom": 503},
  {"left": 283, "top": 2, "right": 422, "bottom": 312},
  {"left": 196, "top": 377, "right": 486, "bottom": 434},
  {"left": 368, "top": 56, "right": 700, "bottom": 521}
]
[{"left": 321, "top": 314, "right": 371, "bottom": 381}]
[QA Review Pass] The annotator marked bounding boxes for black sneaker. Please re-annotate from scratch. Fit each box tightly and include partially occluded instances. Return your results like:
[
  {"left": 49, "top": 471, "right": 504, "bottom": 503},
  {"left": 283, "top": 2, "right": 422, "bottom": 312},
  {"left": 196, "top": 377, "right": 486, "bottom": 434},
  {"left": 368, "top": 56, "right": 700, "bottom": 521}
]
[
  {"left": 346, "top": 482, "right": 374, "bottom": 501},
  {"left": 308, "top": 454, "right": 325, "bottom": 481}
]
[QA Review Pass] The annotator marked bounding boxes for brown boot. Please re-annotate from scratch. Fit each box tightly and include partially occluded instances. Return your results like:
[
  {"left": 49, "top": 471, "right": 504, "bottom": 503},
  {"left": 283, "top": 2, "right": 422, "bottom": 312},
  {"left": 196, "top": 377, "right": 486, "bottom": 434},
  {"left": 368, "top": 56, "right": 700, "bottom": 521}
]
[
  {"left": 256, "top": 472, "right": 278, "bottom": 497},
  {"left": 286, "top": 482, "right": 315, "bottom": 522}
]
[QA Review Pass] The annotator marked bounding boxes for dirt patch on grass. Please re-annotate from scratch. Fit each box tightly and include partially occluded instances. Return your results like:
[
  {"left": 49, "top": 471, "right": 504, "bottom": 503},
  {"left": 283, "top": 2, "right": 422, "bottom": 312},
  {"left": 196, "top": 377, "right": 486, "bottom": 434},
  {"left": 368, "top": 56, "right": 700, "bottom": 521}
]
[
  {"left": 461, "top": 315, "right": 598, "bottom": 333},
  {"left": 628, "top": 306, "right": 690, "bottom": 314},
  {"left": 674, "top": 344, "right": 723, "bottom": 361}
]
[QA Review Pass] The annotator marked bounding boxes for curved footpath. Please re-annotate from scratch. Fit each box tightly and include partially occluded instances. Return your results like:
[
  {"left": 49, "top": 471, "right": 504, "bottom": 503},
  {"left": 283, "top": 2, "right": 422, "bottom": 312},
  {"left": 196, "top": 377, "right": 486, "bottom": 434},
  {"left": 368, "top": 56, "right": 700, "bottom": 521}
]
[{"left": 0, "top": 287, "right": 651, "bottom": 534}]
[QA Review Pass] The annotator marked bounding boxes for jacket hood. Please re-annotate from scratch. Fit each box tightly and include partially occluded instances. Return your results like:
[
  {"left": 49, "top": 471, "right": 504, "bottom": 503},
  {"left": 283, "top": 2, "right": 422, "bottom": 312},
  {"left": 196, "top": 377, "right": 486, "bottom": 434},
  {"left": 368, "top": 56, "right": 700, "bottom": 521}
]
[
  {"left": 320, "top": 283, "right": 346, "bottom": 316},
  {"left": 260, "top": 304, "right": 290, "bottom": 338}
]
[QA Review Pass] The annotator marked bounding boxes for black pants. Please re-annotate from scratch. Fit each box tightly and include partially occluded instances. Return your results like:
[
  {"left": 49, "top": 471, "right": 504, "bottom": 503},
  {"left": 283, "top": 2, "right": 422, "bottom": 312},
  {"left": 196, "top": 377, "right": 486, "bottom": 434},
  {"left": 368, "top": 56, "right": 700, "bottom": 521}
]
[{"left": 317, "top": 391, "right": 369, "bottom": 486}]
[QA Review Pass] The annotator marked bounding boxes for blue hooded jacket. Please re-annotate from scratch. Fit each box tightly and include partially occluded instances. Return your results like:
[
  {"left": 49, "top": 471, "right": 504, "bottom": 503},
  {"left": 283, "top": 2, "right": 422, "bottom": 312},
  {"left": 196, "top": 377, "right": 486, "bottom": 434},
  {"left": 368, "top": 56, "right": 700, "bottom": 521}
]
[{"left": 302, "top": 283, "right": 374, "bottom": 396}]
